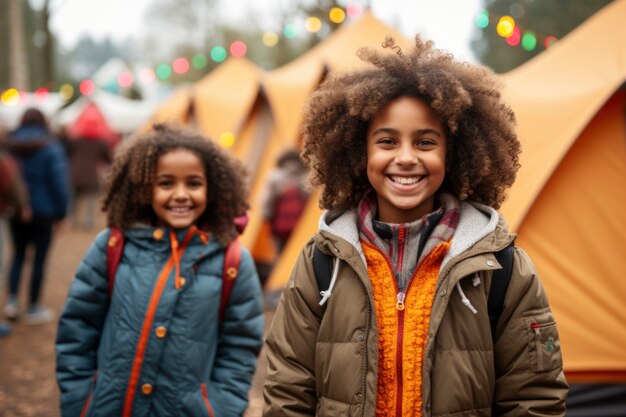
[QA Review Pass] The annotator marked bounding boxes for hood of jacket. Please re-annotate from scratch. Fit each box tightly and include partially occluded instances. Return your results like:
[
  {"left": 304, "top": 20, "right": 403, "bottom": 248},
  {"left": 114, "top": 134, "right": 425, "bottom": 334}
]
[{"left": 316, "top": 200, "right": 512, "bottom": 268}]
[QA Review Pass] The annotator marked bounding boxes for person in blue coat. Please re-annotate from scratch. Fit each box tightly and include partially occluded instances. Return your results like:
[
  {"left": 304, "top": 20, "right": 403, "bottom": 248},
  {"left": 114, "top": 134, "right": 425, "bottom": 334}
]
[
  {"left": 56, "top": 123, "right": 264, "bottom": 417},
  {"left": 4, "top": 108, "right": 69, "bottom": 325}
]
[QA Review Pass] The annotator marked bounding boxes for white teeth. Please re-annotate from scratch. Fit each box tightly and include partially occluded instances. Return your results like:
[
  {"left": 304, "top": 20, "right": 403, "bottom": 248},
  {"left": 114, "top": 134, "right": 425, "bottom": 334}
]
[
  {"left": 390, "top": 176, "right": 422, "bottom": 185},
  {"left": 170, "top": 207, "right": 191, "bottom": 212}
]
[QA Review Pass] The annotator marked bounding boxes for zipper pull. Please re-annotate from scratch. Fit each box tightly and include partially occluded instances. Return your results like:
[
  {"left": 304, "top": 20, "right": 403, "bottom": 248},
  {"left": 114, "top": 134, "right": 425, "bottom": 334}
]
[
  {"left": 398, "top": 226, "right": 405, "bottom": 244},
  {"left": 396, "top": 292, "right": 406, "bottom": 311},
  {"left": 531, "top": 323, "right": 541, "bottom": 335}
]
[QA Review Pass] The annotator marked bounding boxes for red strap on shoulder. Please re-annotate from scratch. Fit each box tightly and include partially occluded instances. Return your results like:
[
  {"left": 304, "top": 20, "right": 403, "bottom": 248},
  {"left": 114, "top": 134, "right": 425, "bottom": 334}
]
[
  {"left": 219, "top": 238, "right": 242, "bottom": 321},
  {"left": 106, "top": 227, "right": 124, "bottom": 297}
]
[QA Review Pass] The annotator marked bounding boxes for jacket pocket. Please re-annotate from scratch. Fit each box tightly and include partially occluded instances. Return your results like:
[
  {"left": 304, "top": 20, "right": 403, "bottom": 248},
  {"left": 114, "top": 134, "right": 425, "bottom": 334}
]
[
  {"left": 523, "top": 309, "right": 563, "bottom": 372},
  {"left": 316, "top": 396, "right": 350, "bottom": 416},
  {"left": 201, "top": 383, "right": 216, "bottom": 417}
]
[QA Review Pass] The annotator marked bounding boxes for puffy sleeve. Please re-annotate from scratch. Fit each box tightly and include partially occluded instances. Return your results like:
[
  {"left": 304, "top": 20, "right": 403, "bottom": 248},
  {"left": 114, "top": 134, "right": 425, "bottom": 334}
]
[
  {"left": 263, "top": 240, "right": 323, "bottom": 417},
  {"left": 55, "top": 230, "right": 111, "bottom": 417}
]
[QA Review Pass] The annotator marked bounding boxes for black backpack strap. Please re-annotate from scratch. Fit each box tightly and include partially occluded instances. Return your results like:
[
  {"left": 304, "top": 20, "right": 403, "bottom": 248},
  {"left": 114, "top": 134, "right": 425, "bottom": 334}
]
[
  {"left": 488, "top": 246, "right": 515, "bottom": 339},
  {"left": 313, "top": 246, "right": 333, "bottom": 296}
]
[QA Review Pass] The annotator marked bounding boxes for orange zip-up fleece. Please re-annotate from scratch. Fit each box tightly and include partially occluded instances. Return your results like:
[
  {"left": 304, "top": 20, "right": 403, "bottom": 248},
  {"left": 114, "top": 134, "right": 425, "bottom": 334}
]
[{"left": 363, "top": 240, "right": 450, "bottom": 417}]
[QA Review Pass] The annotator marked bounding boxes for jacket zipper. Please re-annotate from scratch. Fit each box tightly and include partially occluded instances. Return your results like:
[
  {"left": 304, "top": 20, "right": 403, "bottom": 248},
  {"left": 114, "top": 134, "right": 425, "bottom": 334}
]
[
  {"left": 531, "top": 322, "right": 555, "bottom": 371},
  {"left": 79, "top": 372, "right": 98, "bottom": 417},
  {"left": 363, "top": 240, "right": 418, "bottom": 417},
  {"left": 395, "top": 225, "right": 406, "bottom": 417},
  {"left": 122, "top": 230, "right": 195, "bottom": 417},
  {"left": 201, "top": 383, "right": 215, "bottom": 417}
]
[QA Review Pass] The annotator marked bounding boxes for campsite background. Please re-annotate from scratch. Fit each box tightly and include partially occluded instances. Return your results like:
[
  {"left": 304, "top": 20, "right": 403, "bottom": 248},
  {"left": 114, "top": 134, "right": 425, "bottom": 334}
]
[{"left": 1, "top": 0, "right": 625, "bottom": 416}]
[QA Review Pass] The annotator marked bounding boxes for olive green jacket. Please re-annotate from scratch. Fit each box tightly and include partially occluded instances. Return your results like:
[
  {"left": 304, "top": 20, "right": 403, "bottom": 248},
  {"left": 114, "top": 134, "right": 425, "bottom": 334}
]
[{"left": 263, "top": 201, "right": 568, "bottom": 417}]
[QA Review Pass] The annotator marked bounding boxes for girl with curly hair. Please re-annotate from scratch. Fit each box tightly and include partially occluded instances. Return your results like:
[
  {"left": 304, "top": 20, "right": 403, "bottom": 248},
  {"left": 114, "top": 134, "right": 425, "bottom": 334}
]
[
  {"left": 263, "top": 36, "right": 567, "bottom": 417},
  {"left": 56, "top": 124, "right": 264, "bottom": 417}
]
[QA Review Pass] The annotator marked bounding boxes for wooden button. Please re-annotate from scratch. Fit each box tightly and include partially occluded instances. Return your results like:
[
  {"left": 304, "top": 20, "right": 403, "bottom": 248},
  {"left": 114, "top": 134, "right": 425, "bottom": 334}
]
[
  {"left": 153, "top": 229, "right": 164, "bottom": 240},
  {"left": 141, "top": 383, "right": 153, "bottom": 395},
  {"left": 155, "top": 326, "right": 167, "bottom": 338}
]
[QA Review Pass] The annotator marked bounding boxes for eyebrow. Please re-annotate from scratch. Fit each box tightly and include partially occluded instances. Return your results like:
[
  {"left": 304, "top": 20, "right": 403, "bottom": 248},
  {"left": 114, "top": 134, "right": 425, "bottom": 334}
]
[
  {"left": 371, "top": 127, "right": 443, "bottom": 137},
  {"left": 154, "top": 173, "right": 206, "bottom": 180}
]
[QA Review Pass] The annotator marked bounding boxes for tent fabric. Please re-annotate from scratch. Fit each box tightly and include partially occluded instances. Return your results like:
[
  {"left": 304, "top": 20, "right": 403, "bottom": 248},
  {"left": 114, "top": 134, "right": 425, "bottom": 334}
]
[
  {"left": 65, "top": 102, "right": 118, "bottom": 145},
  {"left": 149, "top": 87, "right": 194, "bottom": 127},
  {"left": 192, "top": 57, "right": 262, "bottom": 140},
  {"left": 516, "top": 90, "right": 626, "bottom": 374},
  {"left": 499, "top": 0, "right": 626, "bottom": 229},
  {"left": 57, "top": 90, "right": 160, "bottom": 136}
]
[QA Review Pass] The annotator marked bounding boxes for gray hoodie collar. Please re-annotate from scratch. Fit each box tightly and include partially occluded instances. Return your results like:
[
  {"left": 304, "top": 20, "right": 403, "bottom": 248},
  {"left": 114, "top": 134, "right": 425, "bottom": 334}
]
[{"left": 318, "top": 200, "right": 501, "bottom": 267}]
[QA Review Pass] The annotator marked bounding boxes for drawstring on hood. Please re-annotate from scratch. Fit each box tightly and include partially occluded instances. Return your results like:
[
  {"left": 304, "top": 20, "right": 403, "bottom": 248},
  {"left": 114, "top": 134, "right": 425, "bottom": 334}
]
[
  {"left": 319, "top": 256, "right": 340, "bottom": 306},
  {"left": 455, "top": 282, "right": 477, "bottom": 314}
]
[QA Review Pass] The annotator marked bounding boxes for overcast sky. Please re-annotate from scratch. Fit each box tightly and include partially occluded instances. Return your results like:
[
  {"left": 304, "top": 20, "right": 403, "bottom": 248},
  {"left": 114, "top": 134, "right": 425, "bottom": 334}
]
[{"left": 49, "top": 0, "right": 483, "bottom": 63}]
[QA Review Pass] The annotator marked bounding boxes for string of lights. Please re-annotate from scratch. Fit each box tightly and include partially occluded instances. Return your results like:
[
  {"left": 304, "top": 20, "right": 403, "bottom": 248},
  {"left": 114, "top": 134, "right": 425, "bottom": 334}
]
[
  {"left": 2, "top": 4, "right": 560, "bottom": 107},
  {"left": 475, "top": 10, "right": 558, "bottom": 51}
]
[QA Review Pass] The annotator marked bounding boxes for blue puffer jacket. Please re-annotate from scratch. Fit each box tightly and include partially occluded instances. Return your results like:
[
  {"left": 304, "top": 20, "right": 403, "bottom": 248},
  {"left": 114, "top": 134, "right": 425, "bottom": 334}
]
[
  {"left": 56, "top": 225, "right": 264, "bottom": 417},
  {"left": 11, "top": 125, "right": 69, "bottom": 219}
]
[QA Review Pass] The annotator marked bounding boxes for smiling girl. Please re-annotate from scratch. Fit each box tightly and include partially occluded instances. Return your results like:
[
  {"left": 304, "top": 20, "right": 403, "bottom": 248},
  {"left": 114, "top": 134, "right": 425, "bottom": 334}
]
[
  {"left": 263, "top": 36, "right": 568, "bottom": 417},
  {"left": 56, "top": 124, "right": 264, "bottom": 417}
]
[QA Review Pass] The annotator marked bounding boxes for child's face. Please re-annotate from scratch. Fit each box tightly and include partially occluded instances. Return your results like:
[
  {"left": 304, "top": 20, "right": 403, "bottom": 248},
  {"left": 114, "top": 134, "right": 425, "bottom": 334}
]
[
  {"left": 366, "top": 97, "right": 447, "bottom": 223},
  {"left": 152, "top": 149, "right": 207, "bottom": 229}
]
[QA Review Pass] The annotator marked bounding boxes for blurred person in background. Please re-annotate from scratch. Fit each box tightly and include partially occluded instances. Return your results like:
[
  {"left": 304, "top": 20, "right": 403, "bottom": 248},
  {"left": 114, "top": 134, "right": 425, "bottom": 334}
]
[
  {"left": 66, "top": 131, "right": 112, "bottom": 230},
  {"left": 3, "top": 108, "right": 69, "bottom": 325},
  {"left": 0, "top": 122, "right": 32, "bottom": 336},
  {"left": 261, "top": 149, "right": 310, "bottom": 253}
]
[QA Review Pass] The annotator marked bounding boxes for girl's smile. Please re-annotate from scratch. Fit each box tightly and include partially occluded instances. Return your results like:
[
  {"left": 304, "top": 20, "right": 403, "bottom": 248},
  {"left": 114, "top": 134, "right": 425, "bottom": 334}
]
[
  {"left": 152, "top": 149, "right": 207, "bottom": 229},
  {"left": 366, "top": 96, "right": 447, "bottom": 223}
]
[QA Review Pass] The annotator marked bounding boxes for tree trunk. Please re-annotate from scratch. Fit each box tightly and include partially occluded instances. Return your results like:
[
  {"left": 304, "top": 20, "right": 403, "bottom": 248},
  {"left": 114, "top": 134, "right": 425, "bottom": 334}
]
[
  {"left": 42, "top": 0, "right": 54, "bottom": 87},
  {"left": 8, "top": 0, "right": 29, "bottom": 90}
]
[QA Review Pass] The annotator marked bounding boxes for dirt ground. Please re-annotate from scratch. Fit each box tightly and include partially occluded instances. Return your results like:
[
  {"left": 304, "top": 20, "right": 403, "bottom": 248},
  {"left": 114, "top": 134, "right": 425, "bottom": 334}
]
[{"left": 0, "top": 217, "right": 271, "bottom": 417}]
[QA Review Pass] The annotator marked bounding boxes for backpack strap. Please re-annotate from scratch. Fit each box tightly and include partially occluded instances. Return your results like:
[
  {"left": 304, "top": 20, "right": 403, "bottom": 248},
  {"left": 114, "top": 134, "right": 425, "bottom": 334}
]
[
  {"left": 106, "top": 227, "right": 125, "bottom": 297},
  {"left": 488, "top": 246, "right": 515, "bottom": 340},
  {"left": 313, "top": 246, "right": 333, "bottom": 298},
  {"left": 219, "top": 238, "right": 242, "bottom": 321}
]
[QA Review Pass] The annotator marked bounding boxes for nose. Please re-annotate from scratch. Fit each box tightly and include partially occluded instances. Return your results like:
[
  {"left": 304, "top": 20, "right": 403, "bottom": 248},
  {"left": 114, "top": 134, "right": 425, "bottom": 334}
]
[
  {"left": 395, "top": 142, "right": 418, "bottom": 166},
  {"left": 173, "top": 183, "right": 189, "bottom": 200}
]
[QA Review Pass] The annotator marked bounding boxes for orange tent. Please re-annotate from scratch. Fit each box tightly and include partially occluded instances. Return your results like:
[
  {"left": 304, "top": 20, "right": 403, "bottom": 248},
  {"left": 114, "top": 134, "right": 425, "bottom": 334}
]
[
  {"left": 150, "top": 57, "right": 262, "bottom": 140},
  {"left": 497, "top": 0, "right": 626, "bottom": 384}
]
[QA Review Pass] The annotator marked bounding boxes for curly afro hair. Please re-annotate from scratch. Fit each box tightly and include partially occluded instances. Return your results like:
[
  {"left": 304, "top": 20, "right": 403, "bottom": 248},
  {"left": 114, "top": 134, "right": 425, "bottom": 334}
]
[
  {"left": 301, "top": 35, "right": 521, "bottom": 211},
  {"left": 101, "top": 123, "right": 249, "bottom": 244}
]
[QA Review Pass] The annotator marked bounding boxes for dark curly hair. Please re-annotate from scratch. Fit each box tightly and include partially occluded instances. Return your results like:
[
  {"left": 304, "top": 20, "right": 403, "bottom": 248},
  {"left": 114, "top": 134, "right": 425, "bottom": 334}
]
[
  {"left": 301, "top": 35, "right": 521, "bottom": 210},
  {"left": 102, "top": 123, "right": 249, "bottom": 244}
]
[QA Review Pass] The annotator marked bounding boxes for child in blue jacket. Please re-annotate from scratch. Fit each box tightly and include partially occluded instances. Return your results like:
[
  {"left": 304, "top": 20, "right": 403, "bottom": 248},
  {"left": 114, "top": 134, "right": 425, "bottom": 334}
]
[{"left": 56, "top": 124, "right": 264, "bottom": 417}]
